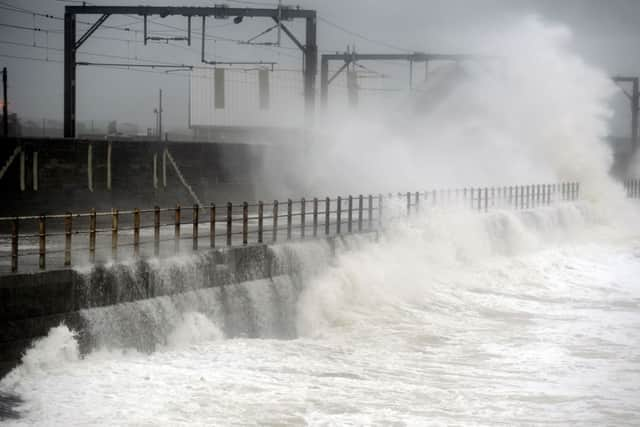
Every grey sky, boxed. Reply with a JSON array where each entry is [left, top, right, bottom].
[[0, 0, 638, 133]]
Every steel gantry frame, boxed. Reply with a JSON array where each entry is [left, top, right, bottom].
[[64, 5, 318, 137], [320, 51, 485, 109], [612, 76, 639, 153]]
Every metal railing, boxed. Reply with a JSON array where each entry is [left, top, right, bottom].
[[0, 181, 591, 273]]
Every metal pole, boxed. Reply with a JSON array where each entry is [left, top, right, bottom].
[[39, 215, 46, 270], [348, 195, 353, 232], [312, 197, 318, 237], [226, 202, 232, 247], [154, 206, 160, 256], [112, 208, 118, 260], [300, 198, 306, 238], [325, 197, 330, 235], [336, 196, 342, 234], [304, 15, 317, 126], [133, 208, 140, 257], [158, 89, 163, 139], [368, 195, 373, 230], [242, 202, 248, 245], [2, 67, 7, 137], [11, 218, 18, 273], [258, 201, 264, 243], [358, 194, 363, 232], [406, 191, 411, 216], [633, 78, 639, 154], [272, 200, 279, 242], [89, 209, 96, 263], [64, 212, 73, 267], [193, 204, 199, 250], [287, 199, 292, 240], [175, 204, 181, 252], [210, 203, 216, 248], [64, 12, 76, 137]]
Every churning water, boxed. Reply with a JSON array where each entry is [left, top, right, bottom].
[[3, 15, 640, 426]]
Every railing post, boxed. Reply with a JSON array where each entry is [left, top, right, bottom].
[[111, 208, 118, 260], [11, 218, 18, 273], [175, 204, 181, 253], [561, 183, 566, 201], [226, 202, 232, 247], [368, 195, 373, 230], [300, 198, 306, 238], [547, 184, 552, 205], [154, 206, 160, 256], [483, 188, 488, 212], [526, 185, 531, 209], [406, 191, 411, 216], [210, 203, 216, 248], [336, 196, 342, 234], [576, 182, 580, 199], [64, 213, 72, 267], [192, 204, 199, 251], [312, 197, 318, 237], [358, 195, 363, 232], [258, 201, 264, 244], [242, 201, 248, 245], [89, 209, 96, 263], [348, 195, 353, 232], [133, 208, 140, 257], [287, 199, 292, 240], [38, 215, 46, 270], [325, 197, 330, 235], [378, 194, 383, 226], [477, 188, 482, 211], [272, 200, 279, 242]]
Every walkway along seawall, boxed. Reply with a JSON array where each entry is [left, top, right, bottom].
[[3, 180, 640, 377]]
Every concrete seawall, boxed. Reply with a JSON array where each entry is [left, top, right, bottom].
[[0, 242, 305, 377]]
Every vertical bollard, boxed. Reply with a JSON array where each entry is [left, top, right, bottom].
[[133, 208, 140, 257], [89, 209, 97, 263], [325, 197, 330, 235], [258, 201, 264, 244], [38, 215, 46, 270], [154, 206, 160, 256], [11, 218, 18, 273], [368, 195, 373, 230], [336, 196, 342, 234], [348, 195, 353, 232], [64, 213, 72, 267], [312, 198, 318, 237], [111, 208, 119, 260], [406, 192, 411, 216], [242, 202, 248, 245], [192, 204, 199, 251], [300, 198, 306, 238], [287, 199, 292, 240], [272, 200, 279, 242], [358, 195, 363, 232], [226, 202, 232, 247], [210, 203, 216, 248], [175, 204, 181, 253]]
